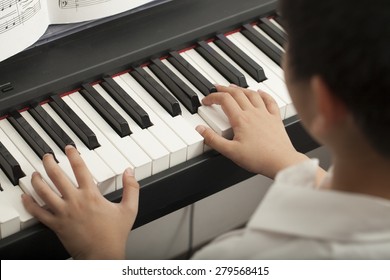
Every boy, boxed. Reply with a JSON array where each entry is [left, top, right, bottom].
[[22, 0, 390, 259]]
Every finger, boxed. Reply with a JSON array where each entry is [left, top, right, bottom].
[[258, 90, 281, 117], [65, 145, 94, 189], [42, 153, 75, 198], [196, 125, 235, 157], [216, 85, 252, 110], [22, 193, 56, 227], [202, 92, 242, 121], [241, 87, 266, 109], [31, 172, 64, 212], [120, 168, 140, 215]]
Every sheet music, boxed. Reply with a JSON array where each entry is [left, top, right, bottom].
[[47, 0, 156, 23], [0, 0, 49, 61], [0, 0, 159, 62]]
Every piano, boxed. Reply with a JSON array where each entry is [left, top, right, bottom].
[[0, 0, 318, 259]]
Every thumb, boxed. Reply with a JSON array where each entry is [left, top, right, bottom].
[[120, 168, 140, 214], [196, 125, 233, 157]]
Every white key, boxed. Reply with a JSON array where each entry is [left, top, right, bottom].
[[93, 84, 170, 174], [20, 111, 78, 186], [62, 95, 132, 189], [0, 119, 62, 199], [253, 25, 285, 52], [114, 75, 187, 167], [69, 92, 152, 180], [0, 172, 21, 238], [229, 32, 284, 80], [0, 169, 36, 235], [269, 18, 286, 33], [0, 125, 45, 208], [143, 65, 211, 151], [42, 103, 116, 195], [132, 66, 204, 160]]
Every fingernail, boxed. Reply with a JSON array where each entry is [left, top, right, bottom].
[[196, 125, 206, 135], [42, 153, 53, 160], [125, 168, 134, 177], [65, 145, 75, 151]]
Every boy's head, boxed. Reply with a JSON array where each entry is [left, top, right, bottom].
[[279, 0, 390, 157]]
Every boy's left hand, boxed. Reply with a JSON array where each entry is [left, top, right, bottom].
[[22, 145, 139, 259]]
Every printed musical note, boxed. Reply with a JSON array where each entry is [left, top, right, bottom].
[[58, 0, 110, 9], [0, 0, 41, 34]]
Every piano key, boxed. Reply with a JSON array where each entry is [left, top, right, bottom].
[[28, 104, 75, 152], [0, 126, 45, 208], [42, 104, 116, 195], [101, 76, 153, 129], [0, 168, 36, 234], [122, 70, 204, 159], [0, 173, 21, 239], [0, 141, 25, 186], [161, 59, 232, 139], [182, 49, 230, 85], [62, 95, 134, 188], [272, 14, 284, 29], [20, 111, 78, 186], [258, 17, 287, 47], [130, 67, 182, 117], [92, 84, 170, 174], [228, 32, 284, 79], [150, 58, 201, 114], [241, 23, 283, 66], [80, 83, 131, 137], [7, 111, 54, 161], [168, 51, 217, 96], [195, 41, 248, 87], [226, 33, 296, 118], [207, 41, 288, 118], [214, 33, 267, 82], [113, 75, 188, 165], [269, 18, 287, 35], [68, 92, 152, 180], [50, 94, 100, 150], [0, 119, 62, 199], [252, 24, 285, 52]]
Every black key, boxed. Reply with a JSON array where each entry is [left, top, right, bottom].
[[168, 51, 217, 96], [258, 17, 287, 47], [242, 23, 283, 66], [7, 111, 55, 160], [150, 58, 201, 114], [130, 67, 181, 117], [214, 34, 267, 82], [273, 13, 284, 27], [49, 95, 100, 150], [196, 40, 248, 87], [101, 76, 153, 129], [0, 141, 25, 186], [81, 84, 131, 137], [29, 104, 75, 152]]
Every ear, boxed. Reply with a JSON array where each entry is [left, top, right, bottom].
[[308, 76, 348, 138]]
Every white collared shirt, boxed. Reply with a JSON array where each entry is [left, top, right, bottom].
[[192, 159, 390, 259]]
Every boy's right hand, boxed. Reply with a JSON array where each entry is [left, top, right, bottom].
[[196, 85, 308, 179]]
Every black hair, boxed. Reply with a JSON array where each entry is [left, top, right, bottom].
[[279, 0, 390, 157]]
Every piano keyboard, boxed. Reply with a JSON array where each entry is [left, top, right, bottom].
[[0, 16, 291, 239]]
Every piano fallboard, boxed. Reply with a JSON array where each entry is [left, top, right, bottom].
[[0, 0, 318, 259]]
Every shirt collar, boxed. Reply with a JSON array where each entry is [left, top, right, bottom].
[[248, 159, 390, 242]]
